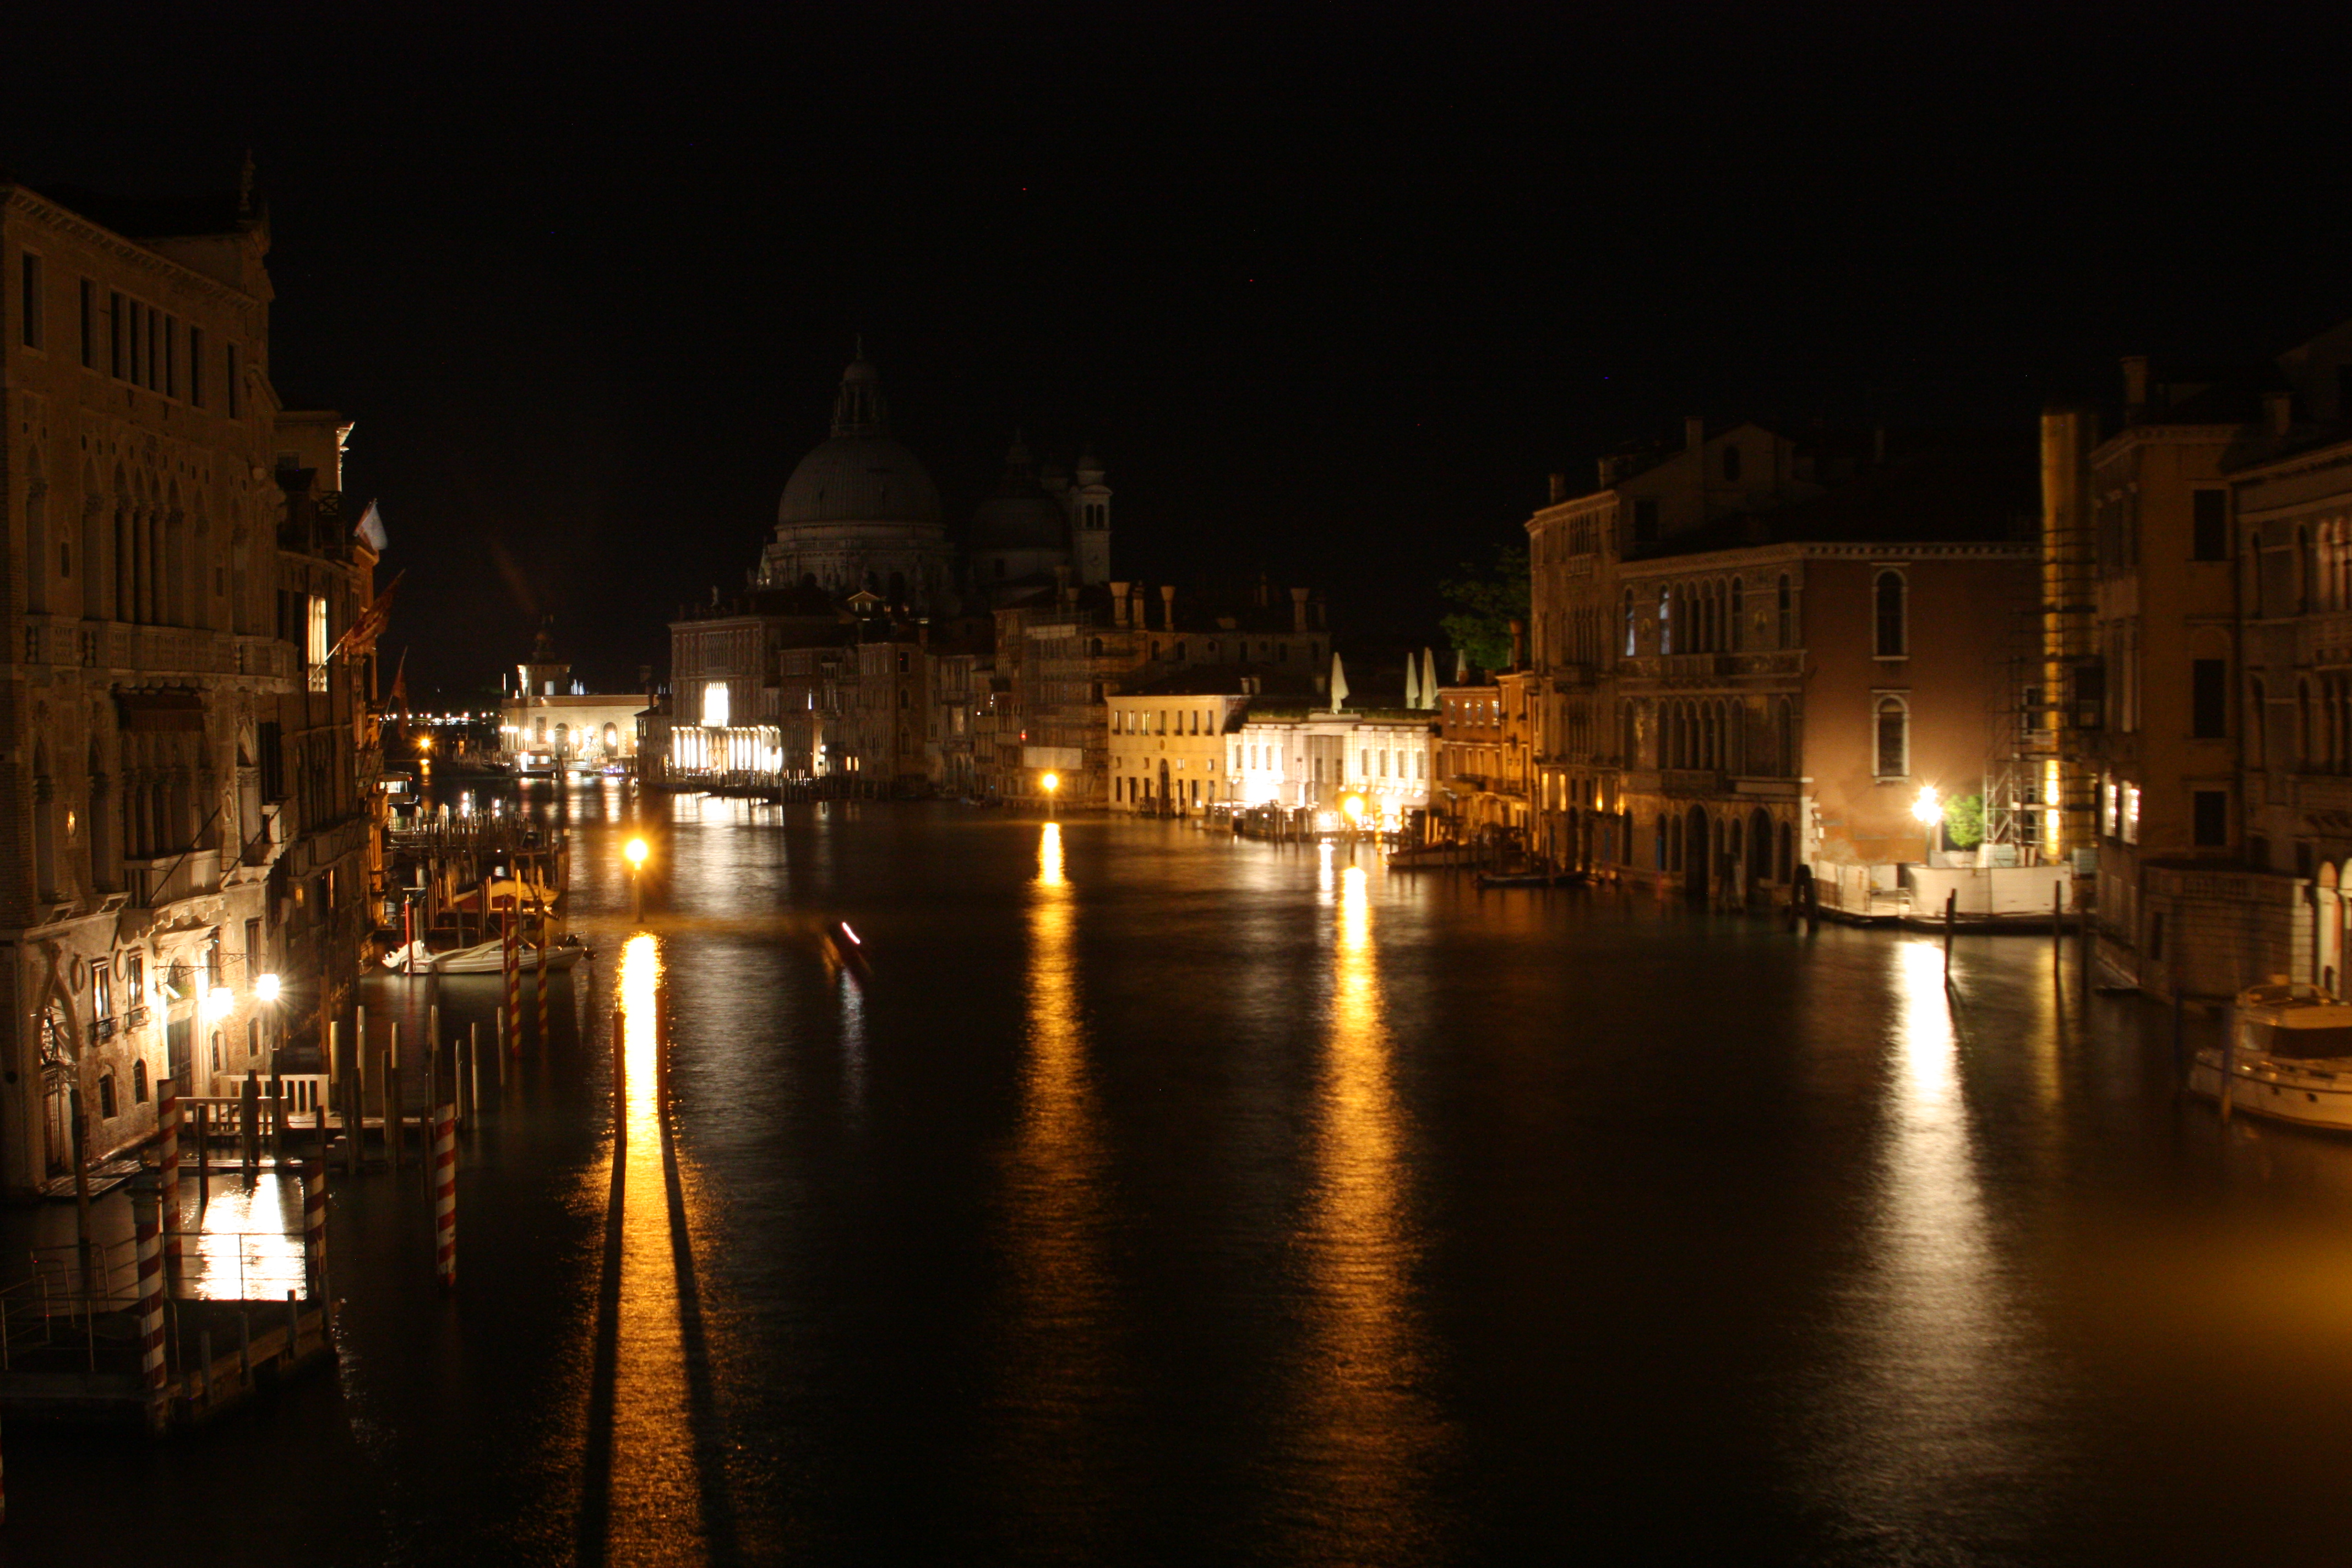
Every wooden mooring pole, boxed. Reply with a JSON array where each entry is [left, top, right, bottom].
[[135, 1186, 167, 1434], [1942, 889, 1957, 978], [433, 1106, 457, 1290]]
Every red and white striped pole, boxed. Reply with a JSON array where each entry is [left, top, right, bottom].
[[303, 1165, 329, 1302], [504, 911, 521, 1057], [433, 1106, 456, 1290], [135, 1187, 168, 1433], [157, 1081, 182, 1291]]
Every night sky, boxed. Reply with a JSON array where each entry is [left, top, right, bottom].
[[7, 4, 2348, 696]]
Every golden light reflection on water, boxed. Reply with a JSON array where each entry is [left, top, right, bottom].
[[592, 931, 711, 1564], [1000, 822, 1111, 1504], [1295, 861, 1430, 1550], [1810, 939, 2041, 1528], [185, 1173, 305, 1300]]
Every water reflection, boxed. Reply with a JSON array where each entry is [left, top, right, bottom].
[[184, 1172, 305, 1301], [1807, 939, 2051, 1545], [998, 822, 1113, 1520], [574, 932, 729, 1565], [1291, 861, 1431, 1559]]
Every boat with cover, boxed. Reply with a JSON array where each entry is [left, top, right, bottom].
[[383, 935, 592, 975], [2187, 979, 2352, 1131]]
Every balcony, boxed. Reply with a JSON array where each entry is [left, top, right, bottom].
[[127, 849, 223, 909]]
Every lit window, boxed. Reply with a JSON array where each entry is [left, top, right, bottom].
[[306, 595, 330, 692], [703, 680, 730, 728]]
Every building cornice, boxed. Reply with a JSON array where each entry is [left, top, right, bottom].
[[2230, 434, 2352, 492], [1616, 539, 2034, 576], [2, 187, 260, 311]]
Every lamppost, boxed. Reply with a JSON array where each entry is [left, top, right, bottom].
[[1041, 771, 1060, 819], [626, 836, 649, 924], [1911, 784, 1942, 868], [1342, 791, 1366, 849]]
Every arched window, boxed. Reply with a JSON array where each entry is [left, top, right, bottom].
[[133, 1060, 149, 1104], [1729, 578, 1744, 651], [1874, 569, 1907, 657], [1776, 574, 1793, 647], [1658, 587, 1673, 655], [1875, 695, 1908, 778], [1623, 589, 1636, 657]]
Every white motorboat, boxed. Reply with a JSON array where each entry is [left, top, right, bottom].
[[382, 937, 592, 975], [2188, 979, 2352, 1131]]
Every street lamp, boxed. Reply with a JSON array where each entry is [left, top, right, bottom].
[[626, 836, 649, 924], [1910, 784, 1941, 867], [1041, 771, 1060, 818]]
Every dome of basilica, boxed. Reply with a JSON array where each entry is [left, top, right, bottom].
[[776, 357, 943, 529], [970, 435, 1070, 553]]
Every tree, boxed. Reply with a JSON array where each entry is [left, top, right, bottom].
[[1439, 542, 1531, 675], [1942, 792, 1985, 851]]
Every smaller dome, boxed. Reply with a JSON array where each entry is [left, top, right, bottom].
[[972, 437, 1070, 553]]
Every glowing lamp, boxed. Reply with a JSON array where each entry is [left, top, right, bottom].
[[1341, 794, 1366, 824], [1910, 785, 1941, 826], [255, 972, 281, 1003], [1041, 772, 1060, 794], [625, 837, 649, 868], [203, 986, 235, 1020]]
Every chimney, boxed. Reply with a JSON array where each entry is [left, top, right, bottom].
[[1598, 456, 1614, 488], [1548, 472, 1568, 505], [1290, 586, 1310, 633], [1109, 581, 1131, 626], [2121, 355, 2150, 416], [2267, 389, 2294, 437], [1509, 618, 1526, 671], [1159, 583, 1176, 630], [1685, 416, 1704, 451]]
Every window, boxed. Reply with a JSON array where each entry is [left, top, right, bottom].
[[2192, 490, 2228, 561], [79, 279, 94, 367], [306, 595, 330, 692], [1623, 589, 1636, 656], [248, 1017, 261, 1058], [2123, 783, 2141, 843], [133, 1060, 149, 1104], [161, 314, 176, 398], [1874, 570, 1907, 657], [18, 252, 40, 349], [1658, 587, 1673, 654], [92, 962, 113, 1021], [1729, 578, 1744, 651], [1874, 695, 1908, 777], [99, 1074, 118, 1120], [2191, 658, 2227, 739], [2192, 789, 2228, 848], [188, 325, 204, 405]]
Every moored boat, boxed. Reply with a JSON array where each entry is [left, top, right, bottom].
[[383, 935, 592, 975], [2187, 979, 2352, 1131]]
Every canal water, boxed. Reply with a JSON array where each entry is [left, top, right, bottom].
[[17, 782, 2352, 1564]]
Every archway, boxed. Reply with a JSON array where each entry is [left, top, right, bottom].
[[1748, 807, 1773, 905], [1685, 805, 1711, 900]]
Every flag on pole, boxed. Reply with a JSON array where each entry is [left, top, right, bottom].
[[353, 499, 389, 552], [328, 570, 404, 661]]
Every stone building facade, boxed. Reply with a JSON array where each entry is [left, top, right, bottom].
[[0, 181, 378, 1191]]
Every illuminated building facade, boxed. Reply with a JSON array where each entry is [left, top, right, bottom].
[[1529, 422, 2037, 907], [0, 178, 379, 1191], [1229, 704, 1435, 822]]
